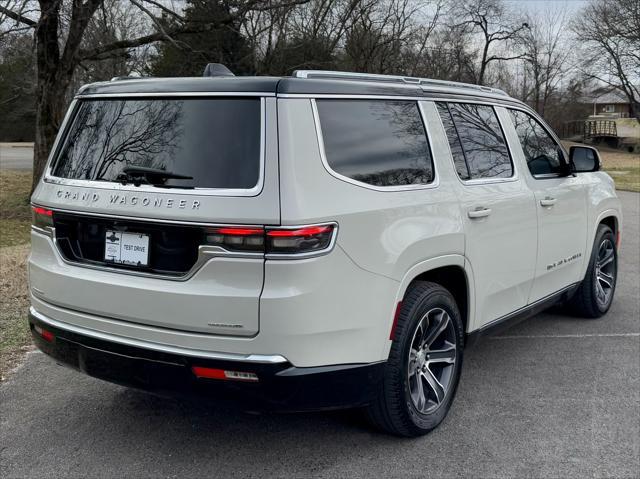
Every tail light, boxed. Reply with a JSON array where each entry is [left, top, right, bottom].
[[205, 227, 264, 252], [204, 223, 336, 256], [192, 366, 258, 382], [34, 324, 55, 343], [266, 224, 335, 255], [32, 206, 54, 229]]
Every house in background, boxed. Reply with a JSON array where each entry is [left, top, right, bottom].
[[589, 89, 634, 119], [562, 88, 639, 151]]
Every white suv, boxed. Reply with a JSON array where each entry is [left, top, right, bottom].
[[29, 67, 622, 436]]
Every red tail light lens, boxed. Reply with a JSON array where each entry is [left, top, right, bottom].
[[32, 206, 54, 228], [204, 226, 265, 252], [191, 366, 258, 382], [203, 224, 336, 255], [34, 324, 55, 343], [266, 224, 335, 255]]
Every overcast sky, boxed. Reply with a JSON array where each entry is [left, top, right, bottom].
[[505, 0, 588, 14]]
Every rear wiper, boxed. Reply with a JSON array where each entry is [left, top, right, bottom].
[[118, 166, 193, 187]]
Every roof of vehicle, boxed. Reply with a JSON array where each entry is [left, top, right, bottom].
[[76, 70, 520, 105]]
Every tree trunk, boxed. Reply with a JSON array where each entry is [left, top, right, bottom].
[[33, 90, 64, 191], [32, 0, 64, 193]]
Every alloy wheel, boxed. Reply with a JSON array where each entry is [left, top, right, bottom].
[[407, 308, 457, 414], [595, 238, 616, 308]]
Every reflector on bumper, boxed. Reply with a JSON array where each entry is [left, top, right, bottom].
[[191, 366, 259, 382]]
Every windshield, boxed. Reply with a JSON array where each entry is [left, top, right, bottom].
[[51, 98, 261, 189]]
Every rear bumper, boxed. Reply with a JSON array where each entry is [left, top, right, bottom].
[[29, 308, 385, 412]]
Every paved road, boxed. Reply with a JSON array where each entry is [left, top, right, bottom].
[[0, 143, 34, 170], [1, 192, 638, 479]]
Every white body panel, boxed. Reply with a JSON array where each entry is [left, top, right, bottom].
[[29, 86, 623, 369]]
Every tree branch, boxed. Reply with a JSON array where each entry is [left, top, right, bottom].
[[0, 5, 37, 27], [78, 31, 168, 60]]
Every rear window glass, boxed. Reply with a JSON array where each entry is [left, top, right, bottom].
[[316, 99, 434, 187], [52, 98, 261, 189], [437, 102, 513, 180]]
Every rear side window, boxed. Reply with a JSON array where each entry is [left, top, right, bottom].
[[435, 103, 470, 180], [509, 109, 566, 176], [52, 98, 261, 189], [315, 99, 434, 188], [437, 102, 513, 180]]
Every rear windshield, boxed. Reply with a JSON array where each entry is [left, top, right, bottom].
[[51, 98, 261, 189]]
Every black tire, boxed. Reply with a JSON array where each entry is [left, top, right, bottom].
[[365, 281, 464, 437], [568, 224, 618, 318]]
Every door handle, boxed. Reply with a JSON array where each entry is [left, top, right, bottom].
[[540, 197, 557, 207], [468, 207, 492, 219]]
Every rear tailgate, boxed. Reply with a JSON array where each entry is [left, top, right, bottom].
[[30, 95, 279, 336]]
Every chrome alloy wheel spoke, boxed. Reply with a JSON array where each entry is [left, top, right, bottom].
[[407, 308, 457, 414], [595, 238, 616, 307]]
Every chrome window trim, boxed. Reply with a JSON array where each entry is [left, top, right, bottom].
[[44, 96, 268, 197], [432, 101, 519, 186], [29, 306, 288, 364], [310, 98, 440, 192], [286, 93, 427, 101], [279, 93, 524, 106], [76, 92, 275, 98]]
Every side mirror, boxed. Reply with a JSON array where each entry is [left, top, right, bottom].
[[570, 145, 601, 173]]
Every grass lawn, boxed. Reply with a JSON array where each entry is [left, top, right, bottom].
[[0, 169, 32, 380], [1, 170, 32, 247]]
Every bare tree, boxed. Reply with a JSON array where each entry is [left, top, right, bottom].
[[573, 0, 640, 122], [456, 0, 529, 85], [520, 7, 572, 115], [0, 0, 309, 191], [344, 0, 421, 74]]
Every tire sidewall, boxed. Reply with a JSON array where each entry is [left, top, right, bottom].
[[398, 289, 464, 431], [589, 227, 618, 314]]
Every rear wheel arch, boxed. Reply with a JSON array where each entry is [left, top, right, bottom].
[[393, 258, 471, 336], [409, 266, 469, 335], [599, 215, 618, 240]]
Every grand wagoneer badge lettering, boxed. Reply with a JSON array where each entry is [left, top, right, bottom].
[[55, 189, 200, 209]]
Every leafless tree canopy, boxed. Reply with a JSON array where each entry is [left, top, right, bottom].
[[0, 0, 637, 188], [572, 0, 640, 119]]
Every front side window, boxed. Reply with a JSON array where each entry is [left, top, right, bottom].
[[509, 109, 566, 176], [315, 99, 434, 188], [437, 102, 513, 180], [52, 98, 261, 189]]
